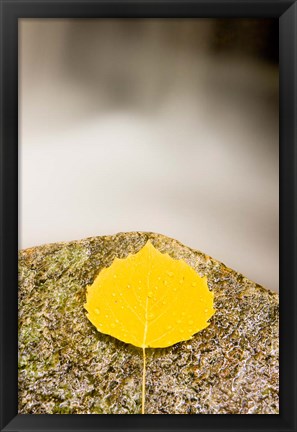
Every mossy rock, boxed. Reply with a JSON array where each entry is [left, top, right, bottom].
[[18, 232, 279, 414]]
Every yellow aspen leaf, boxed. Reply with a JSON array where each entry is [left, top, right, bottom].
[[84, 240, 215, 413], [85, 240, 215, 348]]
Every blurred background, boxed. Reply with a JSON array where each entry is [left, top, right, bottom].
[[19, 19, 279, 291]]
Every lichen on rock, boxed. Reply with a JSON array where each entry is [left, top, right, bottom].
[[18, 232, 279, 414]]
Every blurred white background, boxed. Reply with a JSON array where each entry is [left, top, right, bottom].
[[19, 19, 279, 291]]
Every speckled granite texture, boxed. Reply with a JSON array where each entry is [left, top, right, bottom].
[[18, 232, 279, 414]]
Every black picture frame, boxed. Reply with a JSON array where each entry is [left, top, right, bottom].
[[0, 1, 296, 431]]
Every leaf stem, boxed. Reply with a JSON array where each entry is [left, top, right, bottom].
[[142, 346, 146, 414]]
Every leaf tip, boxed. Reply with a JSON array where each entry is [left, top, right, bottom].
[[144, 239, 155, 249]]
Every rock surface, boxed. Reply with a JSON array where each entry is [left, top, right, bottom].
[[18, 232, 279, 414]]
